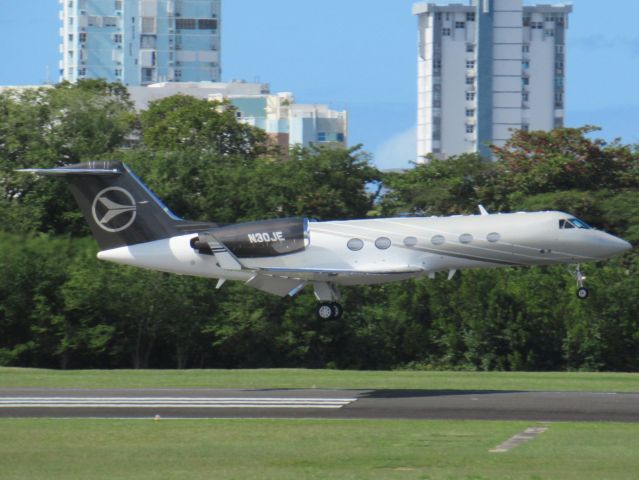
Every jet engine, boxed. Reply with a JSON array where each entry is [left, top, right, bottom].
[[191, 217, 309, 258]]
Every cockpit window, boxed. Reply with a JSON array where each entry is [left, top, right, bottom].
[[569, 218, 591, 229], [559, 218, 591, 230]]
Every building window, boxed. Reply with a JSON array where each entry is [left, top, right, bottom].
[[336, 133, 345, 143], [522, 77, 530, 86], [114, 33, 122, 43], [466, 60, 475, 69], [545, 29, 555, 37], [79, 32, 87, 42], [104, 16, 118, 27], [466, 12, 475, 22], [435, 12, 442, 21], [87, 16, 100, 27], [466, 109, 475, 117], [198, 19, 217, 30], [523, 15, 531, 27], [141, 17, 156, 33], [68, 34, 74, 42], [532, 22, 544, 29], [115, 0, 122, 10], [142, 67, 155, 82], [442, 28, 451, 36], [317, 132, 327, 142], [140, 35, 156, 48], [522, 123, 530, 132], [522, 92, 529, 102], [466, 44, 475, 53], [78, 67, 86, 76], [522, 60, 530, 69], [466, 124, 475, 134], [522, 44, 530, 53], [455, 21, 465, 29], [176, 18, 197, 29], [466, 92, 475, 101], [115, 69, 122, 77], [466, 77, 475, 85], [174, 69, 182, 78]]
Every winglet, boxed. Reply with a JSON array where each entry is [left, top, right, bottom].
[[478, 205, 489, 216]]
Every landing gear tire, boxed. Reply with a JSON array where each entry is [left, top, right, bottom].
[[317, 302, 335, 320], [576, 287, 589, 300], [330, 302, 343, 319], [316, 302, 344, 319]]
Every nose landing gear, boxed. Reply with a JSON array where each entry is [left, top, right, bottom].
[[569, 265, 589, 300]]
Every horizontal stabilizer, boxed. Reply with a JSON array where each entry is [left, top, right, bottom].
[[18, 164, 121, 177]]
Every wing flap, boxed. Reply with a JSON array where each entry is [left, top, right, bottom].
[[245, 273, 305, 297]]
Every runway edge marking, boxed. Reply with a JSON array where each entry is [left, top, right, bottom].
[[489, 426, 548, 453]]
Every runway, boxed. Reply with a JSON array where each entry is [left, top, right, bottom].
[[1, 388, 639, 422]]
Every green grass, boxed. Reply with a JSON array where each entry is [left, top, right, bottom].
[[1, 367, 639, 392], [0, 418, 638, 480]]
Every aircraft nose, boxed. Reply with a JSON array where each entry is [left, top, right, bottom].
[[604, 234, 632, 256], [614, 237, 632, 253]]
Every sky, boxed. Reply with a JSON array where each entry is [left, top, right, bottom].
[[1, 0, 638, 169]]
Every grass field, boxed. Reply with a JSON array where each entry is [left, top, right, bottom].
[[1, 418, 638, 480], [1, 367, 639, 392], [2, 368, 638, 479]]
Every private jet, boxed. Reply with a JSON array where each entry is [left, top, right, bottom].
[[20, 161, 632, 319]]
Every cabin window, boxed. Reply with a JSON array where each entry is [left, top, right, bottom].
[[375, 237, 391, 250], [347, 238, 364, 251], [403, 236, 418, 247], [459, 233, 474, 244], [487, 232, 501, 243], [431, 235, 445, 246]]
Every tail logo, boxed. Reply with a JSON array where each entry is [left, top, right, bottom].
[[91, 187, 137, 233]]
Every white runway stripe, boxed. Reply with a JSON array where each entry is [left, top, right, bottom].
[[0, 397, 357, 409]]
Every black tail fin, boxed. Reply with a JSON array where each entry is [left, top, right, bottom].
[[19, 161, 216, 250]]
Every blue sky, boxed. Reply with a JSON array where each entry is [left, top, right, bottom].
[[1, 1, 638, 169]]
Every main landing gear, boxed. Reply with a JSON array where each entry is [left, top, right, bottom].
[[316, 302, 343, 319], [569, 264, 589, 300], [313, 282, 343, 319]]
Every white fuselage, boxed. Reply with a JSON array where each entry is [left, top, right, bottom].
[[97, 211, 631, 286]]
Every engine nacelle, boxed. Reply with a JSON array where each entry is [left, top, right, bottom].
[[191, 217, 309, 258]]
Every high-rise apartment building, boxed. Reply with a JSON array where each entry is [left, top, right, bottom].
[[413, 0, 572, 161], [59, 0, 221, 86]]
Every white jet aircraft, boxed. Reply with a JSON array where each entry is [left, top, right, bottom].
[[20, 161, 632, 319]]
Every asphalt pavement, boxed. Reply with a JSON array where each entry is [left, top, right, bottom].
[[1, 388, 638, 422]]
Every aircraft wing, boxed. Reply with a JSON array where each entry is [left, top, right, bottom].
[[254, 265, 424, 281], [240, 265, 423, 298]]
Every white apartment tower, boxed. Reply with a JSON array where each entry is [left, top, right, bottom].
[[60, 0, 221, 86], [413, 0, 572, 161]]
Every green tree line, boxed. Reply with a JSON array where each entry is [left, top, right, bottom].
[[1, 80, 638, 371]]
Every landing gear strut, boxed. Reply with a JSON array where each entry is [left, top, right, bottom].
[[569, 264, 589, 300]]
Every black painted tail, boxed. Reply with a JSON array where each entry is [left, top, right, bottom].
[[19, 161, 216, 250]]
